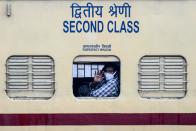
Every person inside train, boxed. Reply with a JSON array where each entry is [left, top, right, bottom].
[[88, 63, 120, 97]]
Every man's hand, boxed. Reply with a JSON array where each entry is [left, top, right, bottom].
[[93, 70, 104, 83]]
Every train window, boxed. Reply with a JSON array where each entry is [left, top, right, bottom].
[[73, 56, 120, 98], [6, 56, 55, 100], [138, 56, 187, 99]]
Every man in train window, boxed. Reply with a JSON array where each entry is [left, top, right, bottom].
[[88, 63, 120, 97]]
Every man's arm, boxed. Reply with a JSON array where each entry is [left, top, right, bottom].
[[89, 70, 104, 88]]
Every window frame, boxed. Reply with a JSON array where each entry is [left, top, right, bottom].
[[138, 55, 187, 99], [5, 55, 55, 100], [72, 55, 121, 99]]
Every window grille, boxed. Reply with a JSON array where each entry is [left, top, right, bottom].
[[138, 56, 187, 99], [6, 56, 55, 100], [73, 63, 104, 78]]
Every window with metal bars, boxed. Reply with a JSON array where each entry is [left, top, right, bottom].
[[138, 56, 187, 99], [73, 56, 120, 97], [6, 56, 55, 100], [73, 64, 104, 78]]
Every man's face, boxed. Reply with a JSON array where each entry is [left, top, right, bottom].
[[104, 67, 115, 81]]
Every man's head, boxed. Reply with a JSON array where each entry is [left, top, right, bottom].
[[102, 63, 118, 81]]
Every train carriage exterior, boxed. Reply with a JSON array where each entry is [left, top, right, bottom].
[[0, 0, 196, 130]]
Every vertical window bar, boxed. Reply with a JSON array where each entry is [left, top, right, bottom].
[[28, 57, 32, 90], [91, 64, 92, 77], [160, 57, 164, 90], [84, 64, 85, 77], [77, 64, 78, 78]]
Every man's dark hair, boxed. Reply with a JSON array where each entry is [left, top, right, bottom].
[[102, 63, 119, 72]]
